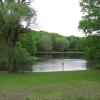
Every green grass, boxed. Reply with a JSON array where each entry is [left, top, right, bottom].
[[0, 71, 100, 100]]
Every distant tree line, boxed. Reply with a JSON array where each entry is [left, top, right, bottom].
[[18, 29, 100, 61], [18, 30, 86, 54]]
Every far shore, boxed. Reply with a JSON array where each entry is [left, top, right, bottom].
[[35, 51, 84, 54]]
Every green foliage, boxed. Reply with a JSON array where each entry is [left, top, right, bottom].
[[0, 1, 35, 43], [85, 35, 100, 60], [0, 41, 8, 71], [53, 37, 69, 52], [0, 0, 36, 72], [0, 27, 86, 71], [79, 0, 100, 34], [15, 46, 34, 71], [21, 30, 85, 52], [0, 45, 34, 71], [17, 32, 37, 55], [79, 0, 100, 60], [76, 37, 86, 51], [85, 47, 97, 60], [0, 41, 8, 61], [87, 61, 100, 70], [67, 36, 82, 51], [79, 1, 100, 34], [37, 35, 53, 52]]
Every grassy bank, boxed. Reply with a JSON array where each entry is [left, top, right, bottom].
[[0, 71, 100, 100]]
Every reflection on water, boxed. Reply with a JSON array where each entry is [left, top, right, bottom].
[[86, 61, 100, 70], [32, 59, 87, 72], [35, 53, 84, 59], [32, 53, 100, 72]]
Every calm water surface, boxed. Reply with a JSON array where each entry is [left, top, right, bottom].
[[32, 59, 87, 72]]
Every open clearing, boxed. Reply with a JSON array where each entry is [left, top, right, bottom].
[[0, 71, 100, 100]]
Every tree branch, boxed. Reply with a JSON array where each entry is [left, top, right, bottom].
[[0, 0, 3, 5]]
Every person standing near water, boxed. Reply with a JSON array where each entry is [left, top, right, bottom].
[[62, 63, 64, 71]]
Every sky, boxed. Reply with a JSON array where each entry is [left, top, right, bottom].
[[31, 0, 85, 37]]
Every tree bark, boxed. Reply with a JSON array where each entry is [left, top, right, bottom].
[[8, 43, 17, 73]]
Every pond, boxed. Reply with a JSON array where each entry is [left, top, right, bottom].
[[32, 52, 100, 72], [32, 52, 86, 72], [32, 59, 86, 72]]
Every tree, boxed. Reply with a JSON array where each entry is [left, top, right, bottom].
[[76, 37, 86, 51], [53, 37, 69, 52], [79, 0, 100, 35], [37, 35, 53, 52], [85, 35, 100, 60], [17, 32, 37, 55], [79, 0, 100, 60], [0, 0, 36, 72], [67, 36, 80, 51]]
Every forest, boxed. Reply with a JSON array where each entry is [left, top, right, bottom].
[[0, 29, 100, 71], [0, 0, 100, 72], [0, 29, 86, 71]]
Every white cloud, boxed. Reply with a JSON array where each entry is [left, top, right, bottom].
[[31, 0, 84, 37]]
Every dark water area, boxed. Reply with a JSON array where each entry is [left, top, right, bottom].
[[35, 52, 84, 59], [87, 61, 100, 70], [33, 53, 100, 72]]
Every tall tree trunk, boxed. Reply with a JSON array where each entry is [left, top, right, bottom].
[[7, 30, 18, 73], [8, 44, 16, 73]]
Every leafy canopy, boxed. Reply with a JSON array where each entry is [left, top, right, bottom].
[[0, 0, 35, 44], [79, 0, 100, 35]]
